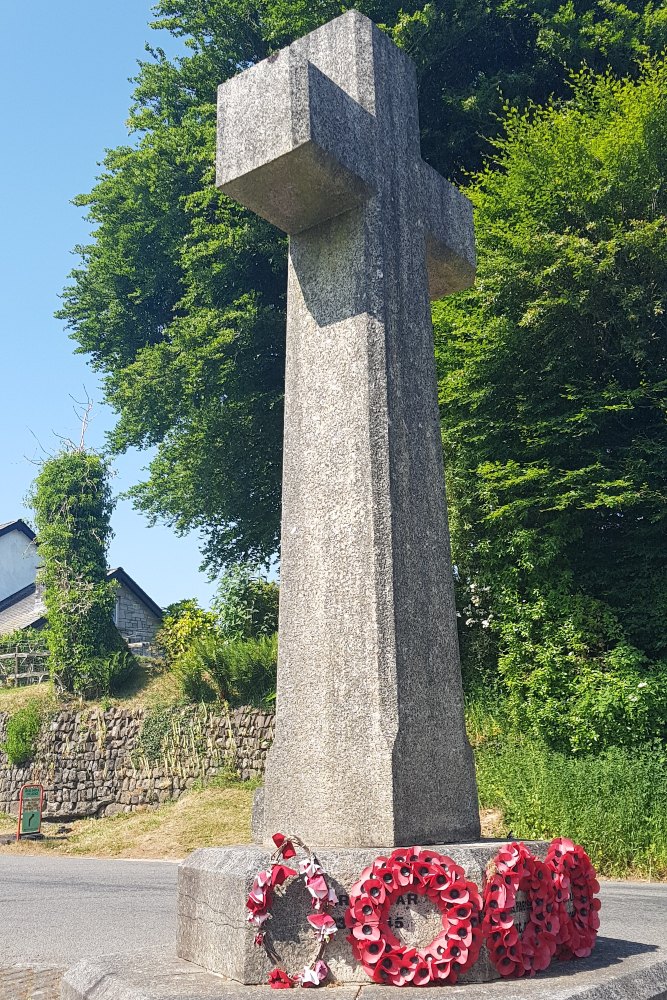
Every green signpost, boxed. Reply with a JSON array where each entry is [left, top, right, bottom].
[[17, 783, 43, 839]]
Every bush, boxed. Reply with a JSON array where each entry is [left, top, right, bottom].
[[213, 565, 279, 640], [63, 648, 138, 700], [498, 592, 667, 753], [156, 601, 219, 665], [173, 653, 217, 704], [3, 701, 43, 766], [475, 733, 667, 879], [174, 633, 277, 706]]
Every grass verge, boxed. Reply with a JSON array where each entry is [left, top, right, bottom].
[[0, 777, 255, 859], [475, 735, 667, 880], [0, 661, 181, 716]]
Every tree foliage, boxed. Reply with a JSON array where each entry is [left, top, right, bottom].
[[436, 59, 667, 751], [30, 450, 126, 696], [212, 564, 279, 639], [58, 0, 667, 571]]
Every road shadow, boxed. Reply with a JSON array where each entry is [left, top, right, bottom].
[[538, 936, 659, 979]]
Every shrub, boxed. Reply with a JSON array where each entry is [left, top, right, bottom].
[[173, 654, 217, 704], [213, 565, 279, 640], [3, 701, 43, 766], [30, 449, 124, 695], [174, 633, 277, 706], [498, 592, 667, 753], [156, 601, 219, 664]]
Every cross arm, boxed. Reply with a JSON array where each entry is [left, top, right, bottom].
[[419, 162, 476, 299], [217, 47, 376, 235]]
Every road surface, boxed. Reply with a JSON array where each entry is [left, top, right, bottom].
[[0, 856, 178, 998]]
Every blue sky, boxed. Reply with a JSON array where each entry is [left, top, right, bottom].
[[0, 2, 219, 608]]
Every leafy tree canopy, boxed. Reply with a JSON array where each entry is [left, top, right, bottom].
[[59, 0, 667, 572], [436, 58, 667, 751]]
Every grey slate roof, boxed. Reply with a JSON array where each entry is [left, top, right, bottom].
[[0, 584, 46, 635]]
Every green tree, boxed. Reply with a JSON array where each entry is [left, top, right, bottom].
[[30, 450, 125, 696], [436, 58, 667, 751], [213, 563, 279, 640], [58, 0, 667, 572]]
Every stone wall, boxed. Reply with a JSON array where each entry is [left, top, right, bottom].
[[114, 582, 162, 646], [0, 705, 274, 820]]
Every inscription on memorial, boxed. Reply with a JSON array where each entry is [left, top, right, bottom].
[[329, 892, 443, 948], [512, 891, 531, 934]]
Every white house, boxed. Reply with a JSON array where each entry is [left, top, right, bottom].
[[0, 519, 163, 648], [0, 520, 40, 602]]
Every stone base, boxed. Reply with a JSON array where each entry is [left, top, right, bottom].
[[61, 945, 667, 1000], [177, 842, 551, 985]]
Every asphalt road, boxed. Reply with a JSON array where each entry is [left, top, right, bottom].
[[0, 856, 178, 966], [0, 858, 666, 980]]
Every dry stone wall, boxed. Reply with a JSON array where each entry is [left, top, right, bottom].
[[0, 705, 274, 820]]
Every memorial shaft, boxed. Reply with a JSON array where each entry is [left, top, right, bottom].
[[217, 11, 480, 847]]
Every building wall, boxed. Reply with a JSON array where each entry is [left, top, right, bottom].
[[114, 582, 161, 646], [0, 531, 39, 603]]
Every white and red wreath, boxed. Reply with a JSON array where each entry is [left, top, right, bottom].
[[345, 847, 483, 986], [482, 842, 559, 977], [546, 837, 600, 959], [246, 833, 338, 988]]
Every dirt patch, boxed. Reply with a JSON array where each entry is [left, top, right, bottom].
[[480, 807, 506, 838]]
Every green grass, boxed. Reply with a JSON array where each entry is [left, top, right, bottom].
[[472, 707, 667, 880], [0, 661, 182, 717]]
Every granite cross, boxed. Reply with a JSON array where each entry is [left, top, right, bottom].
[[217, 10, 480, 847]]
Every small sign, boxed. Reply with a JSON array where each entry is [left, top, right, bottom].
[[17, 783, 44, 840]]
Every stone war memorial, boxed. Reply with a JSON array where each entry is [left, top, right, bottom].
[[63, 11, 667, 1000]]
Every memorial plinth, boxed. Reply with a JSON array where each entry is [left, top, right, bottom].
[[177, 842, 550, 985]]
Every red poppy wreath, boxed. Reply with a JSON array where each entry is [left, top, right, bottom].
[[345, 848, 483, 986], [246, 833, 338, 988], [546, 838, 601, 960], [482, 842, 559, 977]]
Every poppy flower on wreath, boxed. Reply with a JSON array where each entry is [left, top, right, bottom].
[[298, 960, 330, 987], [546, 837, 600, 959], [345, 847, 483, 986], [272, 833, 297, 860], [269, 969, 295, 989], [246, 833, 338, 989], [482, 842, 559, 978]]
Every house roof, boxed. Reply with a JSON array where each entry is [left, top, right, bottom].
[[0, 584, 46, 635], [0, 519, 36, 541], [0, 544, 162, 635], [107, 567, 163, 620]]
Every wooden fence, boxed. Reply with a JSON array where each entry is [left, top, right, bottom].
[[0, 648, 49, 687]]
